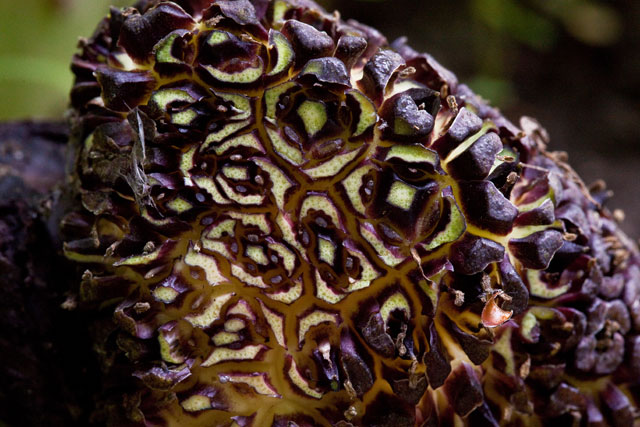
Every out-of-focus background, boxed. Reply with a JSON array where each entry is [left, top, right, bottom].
[[0, 0, 128, 118], [1, 0, 639, 236]]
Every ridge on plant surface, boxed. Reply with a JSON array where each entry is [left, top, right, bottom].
[[62, 0, 640, 425]]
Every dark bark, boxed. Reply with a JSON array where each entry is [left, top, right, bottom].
[[0, 121, 67, 193], [0, 121, 98, 426]]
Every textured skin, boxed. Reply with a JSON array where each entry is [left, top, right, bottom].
[[64, 0, 640, 425]]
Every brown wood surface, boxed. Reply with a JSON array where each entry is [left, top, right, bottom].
[[0, 121, 99, 426]]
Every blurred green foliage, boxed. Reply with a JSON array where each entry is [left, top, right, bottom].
[[466, 0, 622, 105], [0, 0, 129, 119]]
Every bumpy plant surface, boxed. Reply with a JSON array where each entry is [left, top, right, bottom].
[[63, 0, 640, 425]]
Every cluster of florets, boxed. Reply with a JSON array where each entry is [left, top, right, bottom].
[[63, 0, 640, 425]]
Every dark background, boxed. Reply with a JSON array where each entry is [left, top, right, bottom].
[[1, 0, 638, 236]]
